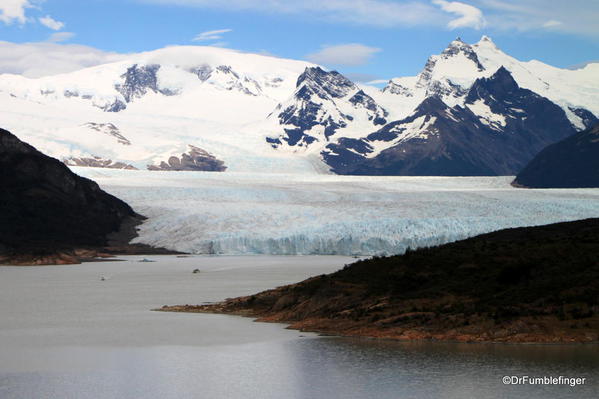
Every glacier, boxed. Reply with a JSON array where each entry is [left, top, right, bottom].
[[73, 168, 599, 256]]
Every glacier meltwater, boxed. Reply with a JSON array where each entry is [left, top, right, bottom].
[[74, 168, 599, 256]]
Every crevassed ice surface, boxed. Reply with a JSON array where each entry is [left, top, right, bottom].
[[73, 168, 599, 256]]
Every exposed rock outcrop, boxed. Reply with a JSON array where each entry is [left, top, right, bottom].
[[147, 145, 227, 172], [116, 64, 178, 103], [83, 122, 131, 145], [64, 156, 138, 170]]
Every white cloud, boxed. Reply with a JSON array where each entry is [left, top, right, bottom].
[[0, 0, 32, 24], [141, 0, 445, 28], [46, 32, 75, 43], [306, 43, 381, 66], [469, 0, 599, 36], [0, 41, 128, 78], [39, 15, 64, 30], [140, 0, 599, 36], [433, 0, 486, 29], [192, 28, 232, 42], [542, 20, 563, 28], [366, 79, 389, 85]]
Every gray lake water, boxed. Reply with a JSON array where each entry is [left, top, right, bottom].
[[1, 256, 597, 399]]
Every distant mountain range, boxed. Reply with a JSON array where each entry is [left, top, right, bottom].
[[1, 37, 597, 176]]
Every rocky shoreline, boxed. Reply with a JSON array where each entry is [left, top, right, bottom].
[[157, 304, 599, 344], [0, 216, 181, 266], [0, 244, 181, 266], [157, 219, 599, 344]]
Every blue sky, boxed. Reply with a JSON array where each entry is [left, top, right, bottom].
[[1, 0, 598, 80]]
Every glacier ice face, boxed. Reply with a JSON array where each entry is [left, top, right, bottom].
[[72, 168, 599, 256]]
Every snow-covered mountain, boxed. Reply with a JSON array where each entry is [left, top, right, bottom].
[[377, 36, 599, 128], [0, 38, 597, 175], [265, 67, 388, 151], [324, 67, 582, 175], [317, 36, 599, 175], [0, 46, 322, 173]]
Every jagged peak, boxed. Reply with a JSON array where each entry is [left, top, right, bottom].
[[295, 66, 355, 99], [443, 37, 465, 48], [466, 66, 519, 103], [476, 35, 498, 49], [441, 38, 478, 57], [491, 66, 518, 85], [296, 66, 331, 85], [412, 95, 449, 115], [472, 65, 517, 89], [435, 38, 485, 72]]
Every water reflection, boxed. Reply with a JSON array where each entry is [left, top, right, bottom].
[[285, 338, 599, 399], [1, 256, 597, 399]]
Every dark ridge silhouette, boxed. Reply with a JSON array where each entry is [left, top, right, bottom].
[[514, 123, 599, 188], [0, 128, 148, 262], [161, 218, 599, 343]]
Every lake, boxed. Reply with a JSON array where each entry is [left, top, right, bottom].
[[1, 256, 597, 399]]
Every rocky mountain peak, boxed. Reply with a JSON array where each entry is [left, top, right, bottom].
[[296, 67, 356, 99], [413, 95, 449, 115], [116, 64, 160, 102], [467, 66, 519, 103], [414, 39, 486, 98], [267, 67, 390, 150], [476, 35, 498, 49], [440, 39, 485, 71], [382, 80, 414, 96], [115, 64, 178, 105]]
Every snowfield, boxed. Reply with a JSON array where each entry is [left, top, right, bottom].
[[2, 38, 597, 173], [73, 168, 599, 256]]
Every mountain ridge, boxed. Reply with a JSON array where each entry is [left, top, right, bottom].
[[1, 38, 597, 175], [323, 67, 581, 176]]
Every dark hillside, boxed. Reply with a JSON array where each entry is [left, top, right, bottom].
[[162, 218, 599, 343]]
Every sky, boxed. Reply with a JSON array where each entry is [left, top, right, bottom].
[[0, 0, 598, 82]]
